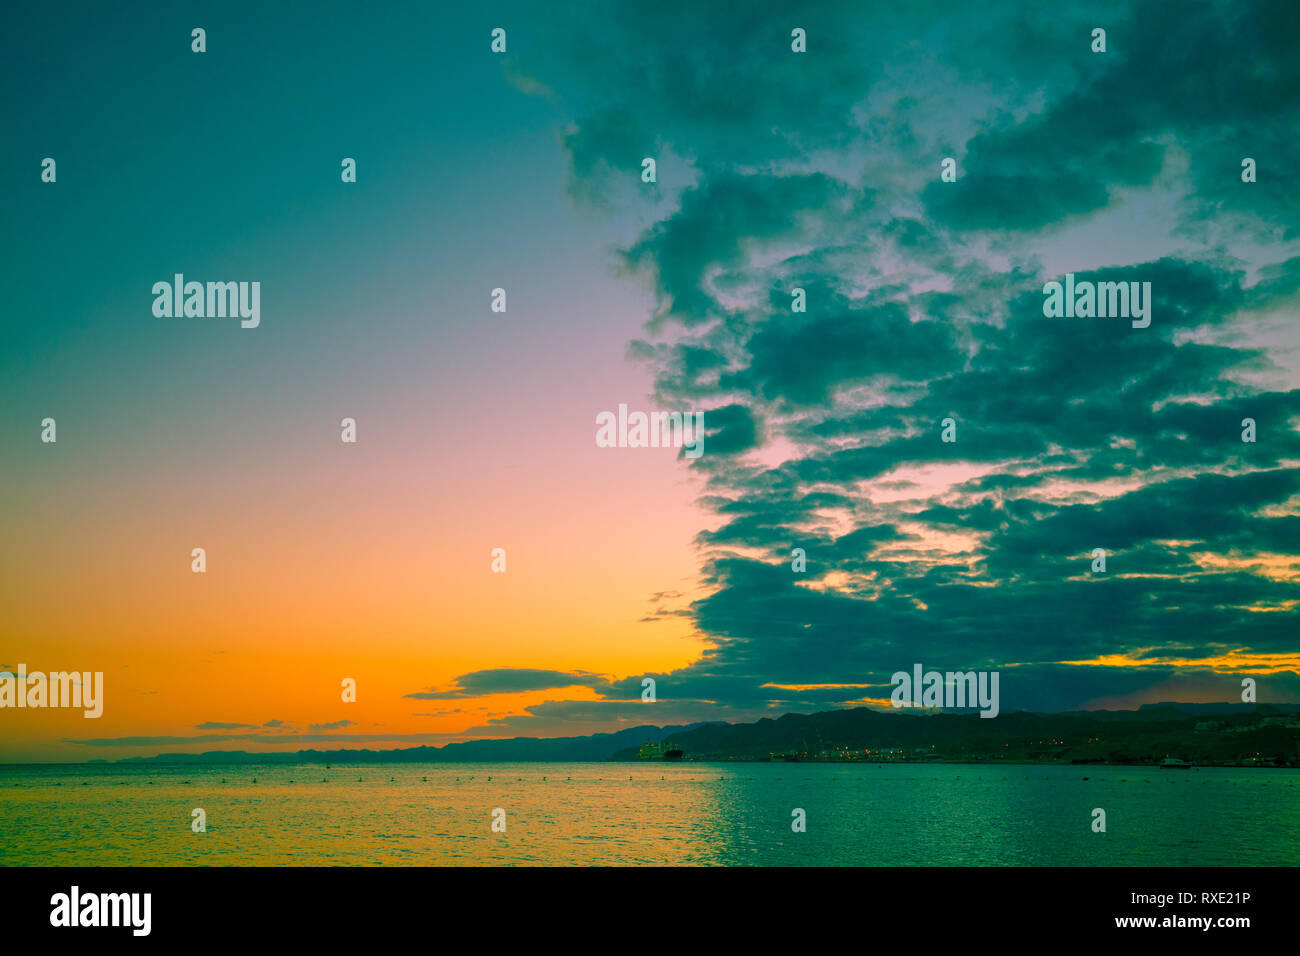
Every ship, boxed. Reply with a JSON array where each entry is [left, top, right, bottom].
[[1160, 757, 1192, 769], [638, 741, 684, 761]]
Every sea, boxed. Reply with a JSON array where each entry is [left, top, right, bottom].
[[2, 761, 1296, 866]]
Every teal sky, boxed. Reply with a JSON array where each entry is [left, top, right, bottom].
[[1, 2, 664, 452]]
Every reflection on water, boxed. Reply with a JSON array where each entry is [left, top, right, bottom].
[[2, 762, 1297, 866]]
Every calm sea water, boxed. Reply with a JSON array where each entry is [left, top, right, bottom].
[[2, 762, 1296, 866]]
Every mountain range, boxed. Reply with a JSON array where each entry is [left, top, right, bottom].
[[85, 702, 1300, 766]]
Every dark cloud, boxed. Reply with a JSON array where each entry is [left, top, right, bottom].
[[926, 0, 1300, 236], [504, 0, 894, 195], [404, 669, 615, 700], [622, 172, 852, 328], [64, 732, 461, 748], [492, 0, 1300, 720]]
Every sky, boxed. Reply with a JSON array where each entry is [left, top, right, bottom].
[[1, 0, 1298, 762]]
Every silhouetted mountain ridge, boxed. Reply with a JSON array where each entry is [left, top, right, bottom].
[[112, 722, 709, 764], [609, 703, 1300, 765], [87, 703, 1300, 766]]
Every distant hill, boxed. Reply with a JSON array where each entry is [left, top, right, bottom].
[[116, 722, 712, 765], [98, 703, 1300, 767], [1138, 702, 1300, 715], [609, 703, 1300, 766]]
